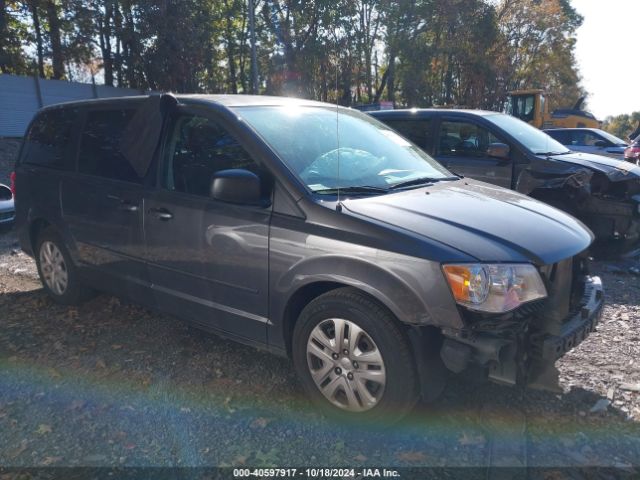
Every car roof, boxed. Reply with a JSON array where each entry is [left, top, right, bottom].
[[369, 108, 500, 117], [38, 94, 329, 112], [543, 127, 601, 132]]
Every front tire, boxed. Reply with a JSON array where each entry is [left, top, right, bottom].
[[35, 227, 93, 305], [292, 288, 419, 422]]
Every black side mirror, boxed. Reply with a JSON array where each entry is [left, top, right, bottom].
[[594, 140, 608, 148], [487, 142, 510, 160], [210, 169, 262, 205]]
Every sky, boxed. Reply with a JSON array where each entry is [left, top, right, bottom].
[[574, 1, 639, 119]]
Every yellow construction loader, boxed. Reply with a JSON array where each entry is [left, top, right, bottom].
[[506, 89, 600, 129]]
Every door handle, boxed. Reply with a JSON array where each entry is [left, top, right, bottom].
[[106, 195, 139, 212], [118, 202, 139, 212], [149, 207, 173, 221]]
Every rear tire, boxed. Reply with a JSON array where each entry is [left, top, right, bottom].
[[292, 288, 419, 423], [35, 227, 93, 305]]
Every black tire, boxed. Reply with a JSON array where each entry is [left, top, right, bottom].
[[35, 227, 93, 305], [292, 287, 419, 423]]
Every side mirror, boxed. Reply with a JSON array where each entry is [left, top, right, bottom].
[[210, 169, 262, 205], [594, 140, 608, 148], [487, 143, 510, 160]]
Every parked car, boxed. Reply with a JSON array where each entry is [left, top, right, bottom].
[[625, 139, 640, 165], [0, 182, 15, 232], [370, 109, 640, 249], [543, 128, 628, 160], [15, 95, 603, 421]]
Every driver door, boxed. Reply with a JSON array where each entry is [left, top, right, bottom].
[[143, 110, 271, 342]]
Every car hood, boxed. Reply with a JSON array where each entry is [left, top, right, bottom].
[[547, 151, 640, 181], [342, 180, 592, 265]]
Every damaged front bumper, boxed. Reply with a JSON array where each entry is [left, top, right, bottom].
[[579, 194, 640, 244], [438, 275, 604, 392]]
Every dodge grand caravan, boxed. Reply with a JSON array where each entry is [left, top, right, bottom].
[[15, 95, 604, 421], [371, 109, 640, 249]]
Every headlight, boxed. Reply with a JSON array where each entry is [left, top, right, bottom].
[[442, 263, 547, 313]]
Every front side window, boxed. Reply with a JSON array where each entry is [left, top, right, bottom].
[[164, 115, 261, 197], [437, 120, 503, 158], [569, 131, 600, 146], [236, 106, 453, 193], [78, 109, 140, 183], [22, 108, 77, 169]]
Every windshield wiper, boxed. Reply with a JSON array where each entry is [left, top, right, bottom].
[[314, 185, 389, 195], [535, 151, 571, 156], [389, 176, 458, 190]]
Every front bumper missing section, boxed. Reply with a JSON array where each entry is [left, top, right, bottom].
[[439, 275, 604, 391]]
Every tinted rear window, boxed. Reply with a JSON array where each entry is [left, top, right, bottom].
[[21, 108, 78, 169], [78, 109, 140, 183], [382, 119, 433, 150]]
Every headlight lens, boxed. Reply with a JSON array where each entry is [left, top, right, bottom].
[[442, 263, 547, 313]]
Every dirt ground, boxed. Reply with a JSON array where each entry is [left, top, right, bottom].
[[0, 227, 639, 476]]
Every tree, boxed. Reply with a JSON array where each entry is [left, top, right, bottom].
[[602, 112, 640, 141], [0, 0, 31, 74]]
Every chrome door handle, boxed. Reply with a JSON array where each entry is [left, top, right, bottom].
[[119, 202, 139, 212], [149, 208, 173, 221]]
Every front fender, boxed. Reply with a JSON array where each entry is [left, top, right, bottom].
[[268, 250, 464, 351]]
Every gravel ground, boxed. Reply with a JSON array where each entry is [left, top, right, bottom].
[[0, 227, 639, 476]]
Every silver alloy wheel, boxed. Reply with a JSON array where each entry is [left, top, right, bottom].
[[306, 318, 386, 412], [39, 241, 69, 296]]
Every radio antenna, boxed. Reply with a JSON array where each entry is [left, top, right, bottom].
[[335, 48, 342, 212]]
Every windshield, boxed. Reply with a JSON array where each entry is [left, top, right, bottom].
[[237, 105, 453, 193], [486, 113, 571, 155], [596, 130, 628, 146]]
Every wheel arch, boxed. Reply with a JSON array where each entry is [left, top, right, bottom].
[[280, 281, 405, 357], [27, 213, 79, 264]]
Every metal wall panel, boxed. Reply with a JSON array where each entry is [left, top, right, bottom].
[[0, 74, 144, 138], [0, 75, 41, 137], [40, 78, 95, 106]]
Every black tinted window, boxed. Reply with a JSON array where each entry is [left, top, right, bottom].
[[165, 115, 260, 197], [22, 108, 77, 169], [78, 109, 140, 183], [546, 130, 570, 144], [383, 119, 432, 150]]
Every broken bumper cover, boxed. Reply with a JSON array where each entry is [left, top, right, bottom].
[[439, 275, 604, 390], [582, 195, 640, 243], [531, 276, 604, 361]]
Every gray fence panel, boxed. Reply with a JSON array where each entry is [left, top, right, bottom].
[[0, 74, 146, 138], [0, 75, 41, 137], [40, 78, 95, 106], [96, 85, 144, 98]]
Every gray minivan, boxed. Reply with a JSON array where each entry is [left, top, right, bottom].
[[14, 95, 603, 421]]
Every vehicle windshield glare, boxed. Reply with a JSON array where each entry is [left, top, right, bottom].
[[596, 130, 628, 146], [237, 106, 453, 193], [485, 113, 571, 155]]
